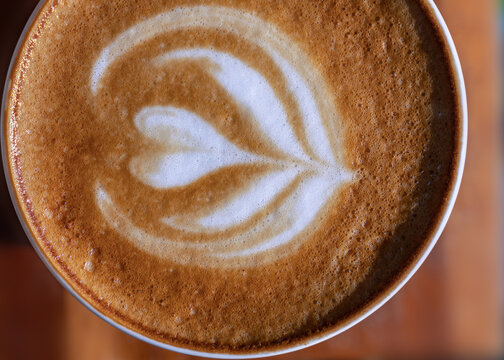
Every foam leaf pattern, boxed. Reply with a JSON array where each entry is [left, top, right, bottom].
[[92, 6, 354, 267], [162, 168, 301, 232], [154, 49, 310, 161], [130, 106, 264, 188]]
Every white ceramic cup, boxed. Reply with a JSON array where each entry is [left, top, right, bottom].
[[1, 0, 467, 357]]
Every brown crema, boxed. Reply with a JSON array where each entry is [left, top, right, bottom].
[[4, 0, 460, 354]]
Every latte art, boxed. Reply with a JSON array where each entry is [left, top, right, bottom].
[[92, 6, 352, 267], [7, 0, 461, 351]]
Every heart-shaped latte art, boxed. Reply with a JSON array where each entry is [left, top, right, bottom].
[[92, 6, 353, 268]]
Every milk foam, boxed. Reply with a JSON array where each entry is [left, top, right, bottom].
[[162, 168, 300, 231], [91, 6, 353, 267], [130, 106, 265, 188], [154, 49, 309, 161]]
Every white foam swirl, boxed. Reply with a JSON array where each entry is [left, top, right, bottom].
[[154, 48, 309, 161], [162, 168, 300, 231], [130, 106, 264, 188], [92, 6, 353, 267]]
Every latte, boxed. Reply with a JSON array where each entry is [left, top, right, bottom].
[[4, 0, 461, 354]]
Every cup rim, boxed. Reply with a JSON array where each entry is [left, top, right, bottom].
[[1, 0, 467, 358]]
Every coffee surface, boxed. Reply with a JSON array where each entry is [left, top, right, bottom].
[[5, 0, 460, 353]]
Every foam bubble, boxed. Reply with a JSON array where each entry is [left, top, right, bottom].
[[84, 261, 95, 272]]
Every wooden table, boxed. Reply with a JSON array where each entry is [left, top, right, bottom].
[[0, 0, 502, 358]]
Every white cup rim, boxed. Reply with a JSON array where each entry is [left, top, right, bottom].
[[1, 0, 467, 358]]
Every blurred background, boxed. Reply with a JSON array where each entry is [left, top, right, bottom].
[[0, 0, 502, 359]]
